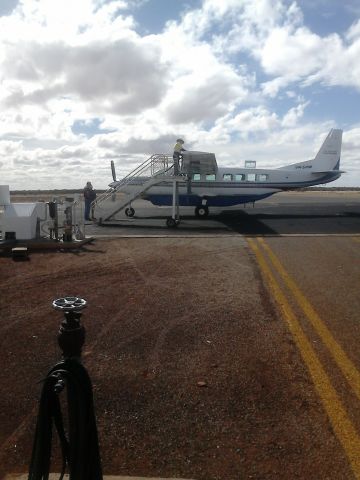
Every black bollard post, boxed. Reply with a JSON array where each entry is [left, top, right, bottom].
[[55, 297, 86, 358], [28, 297, 103, 480]]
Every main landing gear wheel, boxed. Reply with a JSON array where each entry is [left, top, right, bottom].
[[166, 217, 179, 228], [125, 207, 135, 217], [195, 205, 209, 218]]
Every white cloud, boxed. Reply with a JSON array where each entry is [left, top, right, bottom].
[[208, 0, 360, 94], [346, 19, 360, 41], [260, 27, 323, 77], [281, 100, 309, 127], [1, 38, 169, 113], [164, 70, 249, 124]]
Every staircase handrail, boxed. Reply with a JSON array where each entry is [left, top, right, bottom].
[[93, 154, 173, 207], [118, 154, 172, 185]]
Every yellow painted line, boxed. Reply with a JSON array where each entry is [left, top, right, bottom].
[[352, 237, 360, 244], [247, 238, 360, 478], [258, 238, 360, 401]]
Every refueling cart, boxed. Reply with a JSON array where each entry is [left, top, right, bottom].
[[0, 186, 90, 256]]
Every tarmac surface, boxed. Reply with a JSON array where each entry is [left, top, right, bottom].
[[1, 191, 360, 479]]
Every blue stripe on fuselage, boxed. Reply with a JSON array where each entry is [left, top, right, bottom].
[[144, 192, 275, 207]]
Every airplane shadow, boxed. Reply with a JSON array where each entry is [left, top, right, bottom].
[[96, 204, 360, 236], [98, 220, 227, 233], [216, 209, 360, 235]]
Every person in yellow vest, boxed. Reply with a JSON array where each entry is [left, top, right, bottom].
[[173, 138, 186, 175]]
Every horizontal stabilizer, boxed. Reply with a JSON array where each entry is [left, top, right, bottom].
[[312, 170, 345, 175]]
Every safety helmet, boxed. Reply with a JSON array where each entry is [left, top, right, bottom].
[[176, 138, 184, 143]]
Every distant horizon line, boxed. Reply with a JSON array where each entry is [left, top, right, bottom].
[[9, 187, 360, 194]]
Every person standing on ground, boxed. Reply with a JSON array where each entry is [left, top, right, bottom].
[[83, 181, 97, 221], [173, 138, 186, 175]]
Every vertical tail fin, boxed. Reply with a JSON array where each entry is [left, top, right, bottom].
[[312, 129, 342, 172], [277, 129, 343, 172]]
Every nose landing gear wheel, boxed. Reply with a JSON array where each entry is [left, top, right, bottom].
[[195, 205, 209, 218], [125, 207, 135, 217], [166, 217, 179, 228]]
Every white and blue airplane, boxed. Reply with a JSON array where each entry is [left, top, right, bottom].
[[99, 129, 343, 221]]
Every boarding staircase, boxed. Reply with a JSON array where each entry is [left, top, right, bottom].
[[93, 154, 179, 222]]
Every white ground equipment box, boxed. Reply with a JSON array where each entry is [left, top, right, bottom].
[[0, 185, 46, 240], [0, 185, 10, 205]]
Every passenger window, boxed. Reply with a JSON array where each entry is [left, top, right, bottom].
[[192, 173, 201, 181], [235, 174, 245, 181], [247, 174, 256, 181], [206, 174, 216, 181], [256, 174, 269, 182], [223, 174, 233, 181]]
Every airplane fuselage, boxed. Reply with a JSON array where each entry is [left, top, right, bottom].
[[141, 165, 341, 207]]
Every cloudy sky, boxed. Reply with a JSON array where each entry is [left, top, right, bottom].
[[1, 0, 360, 190]]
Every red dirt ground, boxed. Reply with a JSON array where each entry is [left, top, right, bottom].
[[0, 238, 352, 479]]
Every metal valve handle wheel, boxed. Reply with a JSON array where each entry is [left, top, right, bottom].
[[52, 296, 87, 311]]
